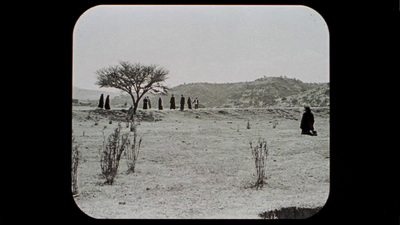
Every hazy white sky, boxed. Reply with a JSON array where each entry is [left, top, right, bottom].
[[73, 5, 329, 91]]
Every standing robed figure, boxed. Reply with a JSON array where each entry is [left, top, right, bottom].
[[143, 97, 148, 109], [193, 97, 199, 109], [170, 94, 176, 109], [180, 95, 185, 111], [158, 97, 163, 110], [187, 97, 192, 109]]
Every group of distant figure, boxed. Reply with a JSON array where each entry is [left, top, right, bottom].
[[98, 93, 317, 136], [143, 94, 199, 111]]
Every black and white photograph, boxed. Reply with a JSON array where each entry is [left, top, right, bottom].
[[72, 5, 330, 219]]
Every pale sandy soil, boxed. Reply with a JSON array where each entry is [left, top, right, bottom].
[[72, 107, 329, 219]]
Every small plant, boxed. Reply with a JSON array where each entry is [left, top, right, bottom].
[[100, 125, 130, 185], [272, 120, 278, 129], [125, 121, 142, 174], [250, 139, 269, 189], [71, 137, 80, 195]]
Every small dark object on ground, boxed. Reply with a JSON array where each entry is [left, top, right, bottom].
[[259, 206, 322, 219]]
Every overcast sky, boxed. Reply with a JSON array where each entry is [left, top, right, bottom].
[[73, 5, 329, 91]]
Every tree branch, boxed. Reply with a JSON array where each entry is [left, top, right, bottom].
[[95, 61, 169, 113]]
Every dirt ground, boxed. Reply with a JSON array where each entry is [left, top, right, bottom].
[[72, 107, 329, 219]]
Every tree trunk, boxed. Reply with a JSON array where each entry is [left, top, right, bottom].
[[129, 93, 137, 115], [133, 103, 138, 115]]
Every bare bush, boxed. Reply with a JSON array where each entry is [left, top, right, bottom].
[[250, 139, 269, 189], [125, 121, 142, 174], [71, 137, 80, 195], [100, 125, 130, 185]]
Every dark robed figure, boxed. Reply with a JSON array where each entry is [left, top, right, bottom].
[[180, 95, 185, 111], [158, 97, 163, 110], [170, 94, 175, 109], [105, 95, 111, 110], [143, 97, 148, 109], [187, 97, 192, 109], [193, 97, 199, 109], [300, 106, 315, 136]]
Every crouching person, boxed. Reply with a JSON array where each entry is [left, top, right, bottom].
[[300, 106, 317, 136]]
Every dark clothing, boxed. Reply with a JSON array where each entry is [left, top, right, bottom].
[[170, 96, 175, 109], [98, 94, 104, 109], [193, 99, 199, 109], [300, 111, 315, 135], [187, 97, 192, 109], [143, 98, 148, 109], [148, 99, 151, 109], [105, 95, 111, 110], [158, 98, 163, 110], [180, 96, 185, 111]]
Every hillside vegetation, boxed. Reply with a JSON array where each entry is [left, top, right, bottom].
[[165, 77, 329, 108]]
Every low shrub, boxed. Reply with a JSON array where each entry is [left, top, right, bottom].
[[100, 125, 130, 185], [250, 139, 269, 189], [125, 121, 142, 174]]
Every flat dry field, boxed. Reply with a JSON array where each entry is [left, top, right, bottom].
[[72, 107, 329, 219]]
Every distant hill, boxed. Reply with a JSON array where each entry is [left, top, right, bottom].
[[165, 77, 328, 108], [73, 86, 120, 101], [73, 77, 329, 108]]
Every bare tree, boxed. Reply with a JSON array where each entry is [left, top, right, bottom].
[[96, 61, 169, 115]]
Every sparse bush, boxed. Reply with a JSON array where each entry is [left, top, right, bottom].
[[250, 139, 269, 189], [125, 121, 142, 174], [71, 137, 80, 195], [100, 125, 130, 185]]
